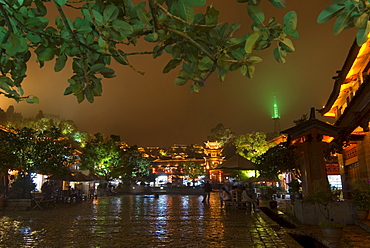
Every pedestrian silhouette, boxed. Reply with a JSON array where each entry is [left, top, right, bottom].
[[202, 181, 213, 203]]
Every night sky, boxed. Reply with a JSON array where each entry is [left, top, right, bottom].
[[0, 0, 356, 147]]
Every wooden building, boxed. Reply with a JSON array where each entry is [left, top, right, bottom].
[[318, 39, 370, 198]]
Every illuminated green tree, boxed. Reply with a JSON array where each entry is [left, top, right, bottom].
[[32, 127, 74, 175], [112, 145, 151, 181], [80, 133, 123, 180], [182, 161, 204, 186], [4, 107, 88, 148], [234, 131, 274, 163], [0, 127, 73, 175]]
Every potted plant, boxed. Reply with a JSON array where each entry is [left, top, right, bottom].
[[287, 179, 302, 201], [259, 186, 278, 209], [304, 185, 345, 244], [352, 179, 370, 220]]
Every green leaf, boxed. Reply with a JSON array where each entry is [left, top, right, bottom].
[[273, 47, 286, 63], [26, 96, 39, 104], [144, 32, 159, 42], [249, 56, 262, 64], [198, 56, 214, 70], [37, 47, 54, 61], [17, 86, 24, 95], [205, 6, 219, 25], [317, 4, 345, 24], [230, 49, 244, 60], [76, 91, 85, 103], [354, 13, 369, 29], [100, 67, 115, 78], [103, 5, 119, 22], [356, 21, 370, 46], [244, 32, 260, 54], [185, 0, 206, 7], [77, 25, 92, 34], [98, 36, 107, 51], [240, 65, 247, 76], [90, 63, 105, 73], [246, 64, 255, 79], [268, 0, 286, 8], [247, 5, 265, 24], [25, 17, 49, 28], [153, 46, 163, 59], [92, 10, 103, 25], [85, 87, 95, 103], [136, 5, 150, 24], [190, 83, 200, 93], [112, 20, 133, 34], [163, 59, 182, 73], [282, 26, 299, 39], [184, 44, 198, 63], [284, 11, 297, 30], [54, 54, 67, 72], [55, 0, 67, 6], [27, 33, 42, 44], [177, 0, 194, 23], [333, 10, 352, 35], [280, 38, 295, 52], [174, 77, 188, 86], [64, 86, 72, 95]]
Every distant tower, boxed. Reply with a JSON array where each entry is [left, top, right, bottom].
[[272, 94, 281, 134]]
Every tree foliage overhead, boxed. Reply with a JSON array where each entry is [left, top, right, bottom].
[[256, 144, 300, 180], [317, 0, 370, 46], [0, 0, 299, 103]]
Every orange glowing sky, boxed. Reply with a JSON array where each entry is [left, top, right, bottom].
[[0, 0, 356, 147]]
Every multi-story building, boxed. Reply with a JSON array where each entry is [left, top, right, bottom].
[[204, 141, 224, 183], [318, 39, 370, 197]]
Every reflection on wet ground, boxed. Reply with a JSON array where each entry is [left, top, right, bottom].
[[0, 194, 288, 248]]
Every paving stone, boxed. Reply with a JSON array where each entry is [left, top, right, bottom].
[[0, 193, 302, 248]]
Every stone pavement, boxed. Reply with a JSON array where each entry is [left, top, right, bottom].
[[0, 193, 302, 248]]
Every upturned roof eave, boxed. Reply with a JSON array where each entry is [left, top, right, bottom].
[[319, 39, 361, 115], [281, 119, 340, 138]]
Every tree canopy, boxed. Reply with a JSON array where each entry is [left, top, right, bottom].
[[0, 0, 299, 103], [256, 144, 300, 180], [80, 134, 151, 181], [181, 160, 204, 186], [0, 126, 74, 175], [0, 0, 366, 104], [234, 131, 274, 163]]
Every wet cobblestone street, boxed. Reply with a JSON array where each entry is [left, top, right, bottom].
[[0, 193, 299, 248]]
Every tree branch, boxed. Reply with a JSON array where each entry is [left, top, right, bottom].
[[0, 3, 13, 76], [162, 25, 214, 59], [55, 1, 90, 92], [154, 1, 217, 28]]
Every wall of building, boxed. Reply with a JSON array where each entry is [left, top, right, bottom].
[[357, 132, 370, 180]]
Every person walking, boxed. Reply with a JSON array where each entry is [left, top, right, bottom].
[[202, 181, 213, 203]]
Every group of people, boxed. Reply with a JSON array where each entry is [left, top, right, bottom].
[[202, 181, 260, 211]]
